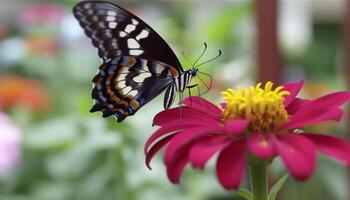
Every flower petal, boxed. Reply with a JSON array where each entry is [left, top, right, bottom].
[[273, 134, 316, 180], [166, 144, 191, 184], [285, 98, 310, 115], [302, 133, 350, 164], [145, 119, 216, 154], [145, 134, 175, 170], [189, 135, 229, 169], [153, 107, 220, 126], [216, 140, 246, 190], [282, 91, 350, 129], [164, 126, 222, 165], [182, 96, 221, 118], [306, 91, 350, 108], [281, 107, 343, 130], [224, 119, 250, 136], [247, 133, 276, 159], [283, 80, 304, 107]]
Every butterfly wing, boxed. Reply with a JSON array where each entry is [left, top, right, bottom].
[[73, 1, 183, 71], [90, 56, 179, 122]]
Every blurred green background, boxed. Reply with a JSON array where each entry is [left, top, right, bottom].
[[0, 0, 349, 200]]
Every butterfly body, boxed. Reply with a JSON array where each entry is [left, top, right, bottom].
[[73, 1, 201, 122]]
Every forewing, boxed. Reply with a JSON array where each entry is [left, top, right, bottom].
[[73, 1, 183, 71], [90, 56, 178, 122]]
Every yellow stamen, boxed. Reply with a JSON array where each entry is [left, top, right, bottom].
[[221, 81, 290, 132]]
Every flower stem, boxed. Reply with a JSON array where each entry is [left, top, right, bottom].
[[250, 159, 268, 200]]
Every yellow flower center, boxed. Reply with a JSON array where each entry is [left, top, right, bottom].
[[221, 82, 290, 132]]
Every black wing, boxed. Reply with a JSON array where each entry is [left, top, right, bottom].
[[90, 56, 179, 122], [73, 1, 183, 72]]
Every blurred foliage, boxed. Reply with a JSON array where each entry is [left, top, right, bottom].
[[0, 1, 348, 200]]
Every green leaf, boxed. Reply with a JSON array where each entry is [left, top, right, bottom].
[[235, 188, 253, 200], [269, 173, 289, 200]]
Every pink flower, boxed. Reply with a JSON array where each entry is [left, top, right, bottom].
[[0, 112, 21, 179], [19, 4, 64, 26], [145, 80, 350, 190]]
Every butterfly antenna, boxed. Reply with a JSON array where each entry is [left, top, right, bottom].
[[192, 42, 208, 68], [195, 50, 222, 69]]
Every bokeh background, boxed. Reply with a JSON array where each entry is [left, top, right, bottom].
[[0, 0, 349, 199]]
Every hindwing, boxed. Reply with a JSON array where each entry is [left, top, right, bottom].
[[90, 55, 179, 122]]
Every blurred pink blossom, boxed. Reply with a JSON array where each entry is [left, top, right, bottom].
[[0, 112, 21, 179], [19, 4, 64, 26]]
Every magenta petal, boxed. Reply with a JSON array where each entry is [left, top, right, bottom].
[[282, 91, 350, 129], [283, 80, 304, 107], [273, 134, 316, 180], [302, 133, 350, 164], [282, 107, 343, 130], [166, 144, 190, 184], [247, 133, 276, 159], [164, 126, 221, 164], [306, 91, 350, 108], [182, 96, 221, 116], [224, 119, 250, 136], [153, 107, 220, 126], [144, 120, 211, 154], [216, 140, 246, 190], [145, 134, 175, 170], [189, 136, 229, 169], [286, 98, 310, 115]]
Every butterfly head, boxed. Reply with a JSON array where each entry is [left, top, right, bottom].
[[190, 68, 199, 77]]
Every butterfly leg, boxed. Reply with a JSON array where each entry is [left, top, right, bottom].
[[179, 91, 184, 119], [195, 83, 208, 111], [186, 84, 196, 108], [186, 84, 208, 111]]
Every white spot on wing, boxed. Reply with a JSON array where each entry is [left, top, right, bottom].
[[121, 86, 132, 95], [127, 39, 140, 48], [129, 90, 138, 97], [118, 80, 126, 88], [107, 11, 117, 16], [132, 73, 152, 83], [131, 19, 139, 25], [119, 32, 127, 37], [117, 73, 127, 81], [129, 50, 143, 56], [124, 24, 136, 33], [109, 22, 117, 29], [136, 30, 149, 40], [106, 16, 116, 22]]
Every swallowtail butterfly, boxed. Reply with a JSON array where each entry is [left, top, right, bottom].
[[73, 1, 220, 122]]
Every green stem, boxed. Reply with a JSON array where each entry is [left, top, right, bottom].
[[250, 159, 268, 200]]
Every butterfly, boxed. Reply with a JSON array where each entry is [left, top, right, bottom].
[[73, 1, 220, 122]]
